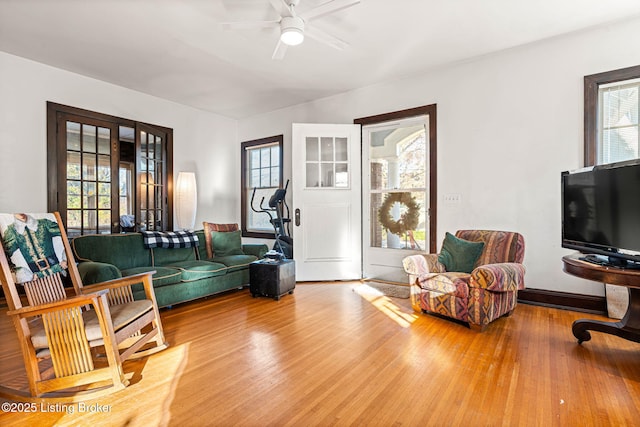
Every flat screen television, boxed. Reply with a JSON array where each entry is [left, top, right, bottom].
[[561, 159, 640, 269]]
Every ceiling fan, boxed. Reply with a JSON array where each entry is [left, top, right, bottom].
[[221, 0, 360, 60]]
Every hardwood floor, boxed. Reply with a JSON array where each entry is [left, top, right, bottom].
[[1, 282, 639, 426]]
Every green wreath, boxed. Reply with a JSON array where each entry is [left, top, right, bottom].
[[378, 192, 420, 236]]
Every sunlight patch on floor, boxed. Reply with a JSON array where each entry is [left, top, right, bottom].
[[354, 284, 418, 328]]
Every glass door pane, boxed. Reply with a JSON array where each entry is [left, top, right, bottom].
[[138, 125, 168, 231], [369, 124, 426, 250], [65, 121, 113, 237]]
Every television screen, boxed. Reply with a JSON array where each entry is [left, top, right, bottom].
[[562, 159, 640, 266]]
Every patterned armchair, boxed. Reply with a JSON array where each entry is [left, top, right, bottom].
[[402, 230, 525, 331]]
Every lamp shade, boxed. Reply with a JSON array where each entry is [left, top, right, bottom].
[[176, 172, 197, 230]]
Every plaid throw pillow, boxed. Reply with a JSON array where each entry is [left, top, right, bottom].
[[141, 230, 199, 249]]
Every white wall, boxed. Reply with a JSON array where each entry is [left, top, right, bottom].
[[0, 52, 239, 228], [238, 17, 640, 295]]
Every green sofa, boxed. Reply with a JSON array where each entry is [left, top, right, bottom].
[[71, 230, 268, 308]]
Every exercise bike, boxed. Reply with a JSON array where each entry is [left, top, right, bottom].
[[250, 180, 293, 259]]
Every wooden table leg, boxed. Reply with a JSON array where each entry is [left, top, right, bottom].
[[572, 287, 640, 344]]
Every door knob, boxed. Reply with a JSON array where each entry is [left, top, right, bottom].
[[295, 209, 301, 226]]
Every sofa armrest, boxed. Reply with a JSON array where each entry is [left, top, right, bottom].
[[470, 263, 526, 292], [243, 244, 269, 259], [77, 261, 122, 285], [402, 254, 445, 276]]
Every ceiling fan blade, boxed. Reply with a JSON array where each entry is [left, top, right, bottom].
[[220, 20, 279, 31], [305, 25, 349, 50], [300, 0, 360, 22], [272, 39, 288, 60], [269, 0, 293, 17]]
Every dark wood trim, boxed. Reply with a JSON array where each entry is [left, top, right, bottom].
[[354, 104, 438, 252], [518, 288, 606, 315], [240, 135, 284, 239], [584, 65, 640, 166]]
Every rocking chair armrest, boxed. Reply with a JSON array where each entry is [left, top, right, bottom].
[[7, 290, 109, 318], [81, 271, 157, 300]]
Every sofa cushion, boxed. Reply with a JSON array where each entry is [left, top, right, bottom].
[[152, 246, 198, 267], [437, 232, 484, 274], [121, 266, 182, 288], [210, 230, 244, 257], [78, 261, 122, 284], [167, 260, 228, 281], [72, 233, 151, 271], [211, 254, 258, 272]]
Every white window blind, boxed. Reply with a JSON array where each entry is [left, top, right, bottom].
[[598, 78, 640, 164]]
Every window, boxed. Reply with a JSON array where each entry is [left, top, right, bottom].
[[240, 135, 283, 238], [47, 102, 173, 235], [584, 65, 640, 166]]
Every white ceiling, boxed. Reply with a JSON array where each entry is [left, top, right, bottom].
[[2, 0, 640, 119]]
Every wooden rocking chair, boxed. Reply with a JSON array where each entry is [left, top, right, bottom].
[[0, 212, 167, 401]]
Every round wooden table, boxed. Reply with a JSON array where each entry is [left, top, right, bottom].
[[562, 254, 640, 344]]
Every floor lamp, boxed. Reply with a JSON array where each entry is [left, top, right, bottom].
[[176, 171, 197, 230]]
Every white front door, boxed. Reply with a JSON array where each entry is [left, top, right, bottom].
[[292, 123, 361, 281]]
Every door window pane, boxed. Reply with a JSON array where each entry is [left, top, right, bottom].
[[98, 127, 110, 154], [67, 122, 81, 151], [306, 137, 319, 161], [335, 137, 348, 161], [306, 163, 319, 187], [321, 137, 334, 161], [83, 125, 96, 153], [98, 155, 110, 181], [67, 152, 81, 180]]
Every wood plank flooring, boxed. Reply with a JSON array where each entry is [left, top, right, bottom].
[[1, 282, 639, 426]]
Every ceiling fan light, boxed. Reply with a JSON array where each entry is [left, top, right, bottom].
[[281, 28, 304, 46], [280, 16, 305, 46]]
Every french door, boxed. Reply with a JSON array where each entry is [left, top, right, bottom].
[[47, 102, 173, 235]]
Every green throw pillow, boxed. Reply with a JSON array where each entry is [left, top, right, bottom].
[[210, 230, 244, 257], [437, 232, 485, 273]]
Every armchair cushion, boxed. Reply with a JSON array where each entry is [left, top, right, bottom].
[[437, 232, 484, 273], [418, 272, 470, 298], [470, 263, 526, 292]]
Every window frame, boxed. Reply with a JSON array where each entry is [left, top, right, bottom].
[[584, 65, 640, 166], [240, 135, 284, 239]]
